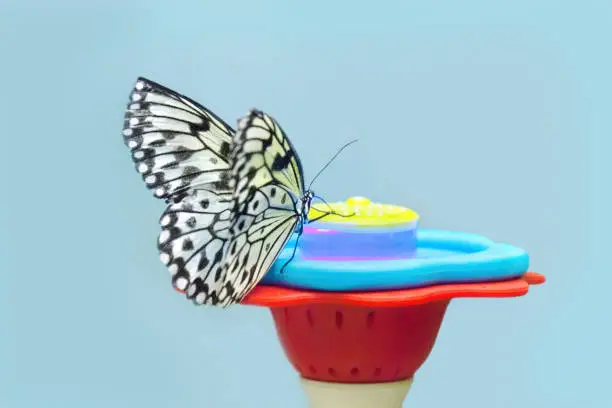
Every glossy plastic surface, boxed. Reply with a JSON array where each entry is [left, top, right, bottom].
[[302, 196, 419, 259], [262, 229, 530, 292], [300, 224, 418, 259], [301, 374, 413, 408], [244, 272, 545, 307], [272, 300, 448, 383], [301, 378, 413, 408], [244, 273, 544, 384], [309, 196, 419, 227]]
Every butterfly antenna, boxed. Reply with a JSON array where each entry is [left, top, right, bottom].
[[307, 139, 358, 190]]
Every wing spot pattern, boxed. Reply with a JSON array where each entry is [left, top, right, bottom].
[[123, 79, 314, 308]]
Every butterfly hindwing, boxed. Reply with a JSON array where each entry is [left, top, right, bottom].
[[222, 185, 299, 306], [157, 188, 233, 305], [122, 77, 234, 201]]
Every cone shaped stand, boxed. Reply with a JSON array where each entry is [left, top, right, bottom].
[[301, 378, 413, 408], [243, 272, 545, 408]]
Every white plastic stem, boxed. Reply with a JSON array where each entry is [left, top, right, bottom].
[[300, 377, 413, 408]]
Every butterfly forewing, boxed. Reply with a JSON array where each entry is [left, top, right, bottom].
[[235, 111, 305, 195], [213, 110, 307, 307], [122, 77, 234, 200]]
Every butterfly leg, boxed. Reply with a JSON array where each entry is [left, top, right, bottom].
[[313, 195, 335, 213], [279, 224, 304, 275]]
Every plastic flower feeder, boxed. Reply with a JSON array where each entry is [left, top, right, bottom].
[[242, 197, 545, 408]]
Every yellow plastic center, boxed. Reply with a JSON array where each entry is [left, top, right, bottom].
[[309, 196, 420, 227]]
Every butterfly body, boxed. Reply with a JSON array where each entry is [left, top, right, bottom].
[[297, 190, 315, 232], [123, 78, 312, 307]]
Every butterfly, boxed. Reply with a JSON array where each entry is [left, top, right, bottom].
[[122, 77, 316, 307]]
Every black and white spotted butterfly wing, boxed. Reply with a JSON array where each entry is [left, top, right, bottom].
[[233, 109, 305, 200], [215, 184, 300, 306], [217, 110, 307, 306], [122, 77, 234, 201], [157, 188, 234, 304]]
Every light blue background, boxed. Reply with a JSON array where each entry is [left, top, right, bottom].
[[0, 1, 609, 407]]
